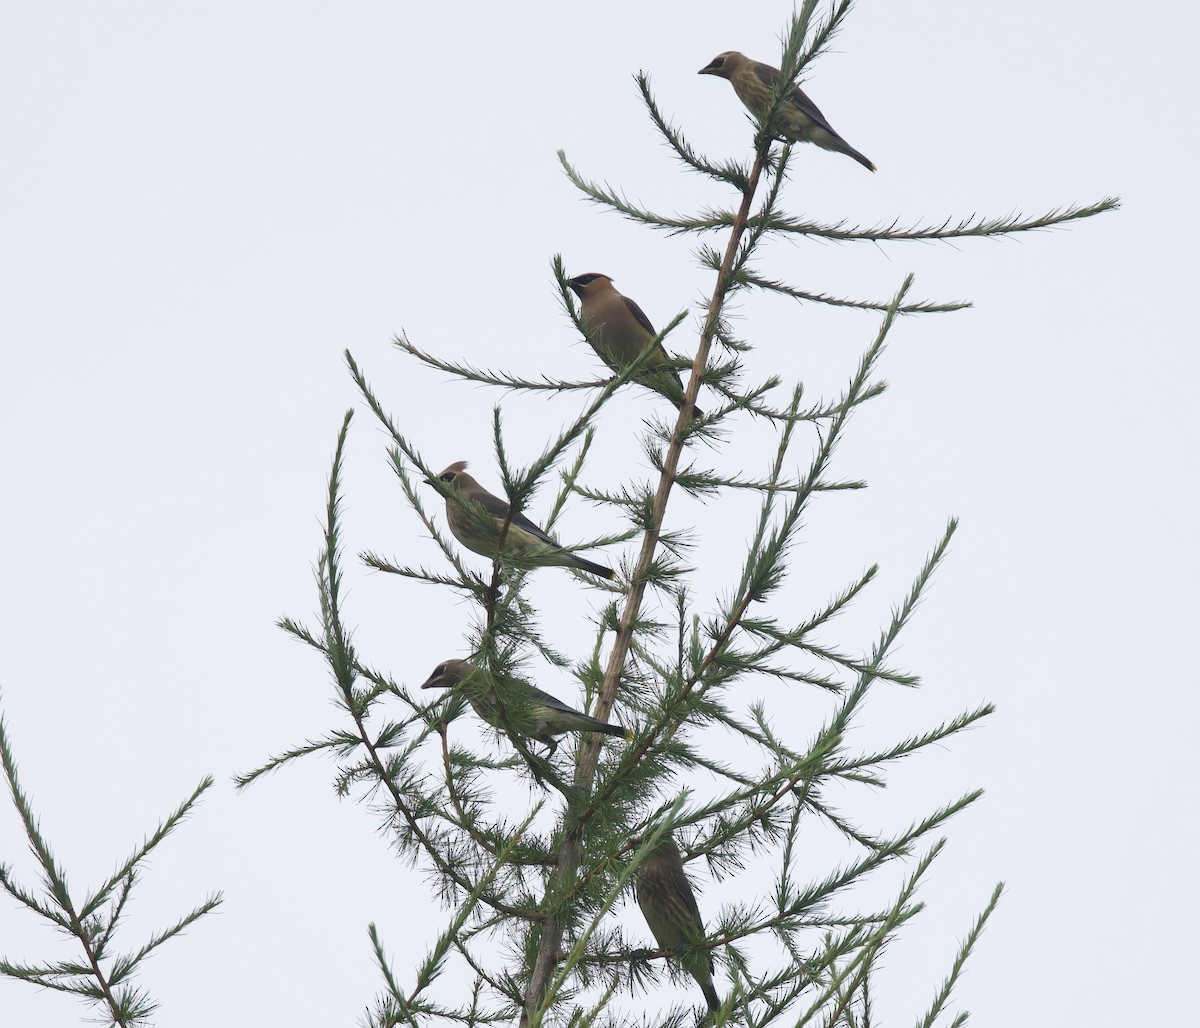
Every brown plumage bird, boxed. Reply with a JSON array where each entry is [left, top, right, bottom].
[[635, 836, 721, 1013], [698, 51, 875, 171], [420, 658, 631, 756], [425, 461, 614, 580], [567, 273, 703, 419]]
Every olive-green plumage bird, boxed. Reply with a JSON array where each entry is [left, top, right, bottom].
[[699, 51, 875, 171], [635, 836, 721, 1013], [420, 658, 631, 756], [426, 461, 614, 580], [567, 273, 703, 419]]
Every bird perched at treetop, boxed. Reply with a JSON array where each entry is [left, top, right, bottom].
[[698, 51, 875, 171], [426, 461, 614, 580], [634, 834, 721, 1013], [420, 658, 631, 756], [567, 273, 703, 419]]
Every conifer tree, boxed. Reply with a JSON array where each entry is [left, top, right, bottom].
[[242, 5, 1114, 1025], [1, 3, 1116, 1025]]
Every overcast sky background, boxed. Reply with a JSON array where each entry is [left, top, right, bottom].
[[2, 1, 1197, 1025]]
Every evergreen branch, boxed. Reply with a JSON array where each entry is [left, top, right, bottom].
[[233, 731, 363, 788], [575, 280, 911, 834], [108, 894, 224, 985], [347, 352, 493, 593], [395, 333, 611, 392], [827, 704, 996, 777], [0, 709, 74, 920], [0, 958, 96, 993], [793, 641, 917, 685], [0, 862, 70, 928], [436, 714, 557, 862], [358, 554, 490, 596], [372, 806, 541, 1023], [453, 936, 526, 1007], [95, 872, 136, 956], [792, 0, 857, 78], [545, 431, 594, 536], [0, 709, 216, 1026], [807, 840, 946, 1028], [790, 798, 979, 919], [739, 269, 970, 315], [913, 882, 1004, 1028], [558, 152, 1118, 243], [743, 198, 1122, 242], [711, 521, 967, 855], [271, 616, 433, 724], [368, 924, 420, 1028], [635, 73, 751, 189], [81, 777, 215, 919], [558, 150, 696, 235], [808, 798, 886, 852]]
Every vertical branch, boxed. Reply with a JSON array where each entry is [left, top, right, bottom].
[[521, 137, 775, 1023]]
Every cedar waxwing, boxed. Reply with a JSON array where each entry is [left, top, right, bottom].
[[567, 273, 703, 419], [426, 461, 614, 580], [420, 658, 631, 756], [698, 51, 875, 171], [635, 836, 721, 1013]]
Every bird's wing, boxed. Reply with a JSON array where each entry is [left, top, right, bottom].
[[531, 686, 589, 718], [530, 686, 576, 710], [751, 61, 782, 89], [470, 488, 559, 546], [621, 295, 659, 337], [752, 63, 837, 135], [671, 868, 705, 927]]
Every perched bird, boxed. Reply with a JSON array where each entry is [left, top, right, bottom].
[[426, 461, 614, 580], [698, 51, 875, 171], [567, 273, 703, 419], [635, 836, 721, 1013], [420, 658, 631, 756]]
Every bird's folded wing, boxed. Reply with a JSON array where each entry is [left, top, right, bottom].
[[751, 63, 837, 136], [473, 491, 560, 547], [621, 295, 659, 337], [671, 868, 705, 925]]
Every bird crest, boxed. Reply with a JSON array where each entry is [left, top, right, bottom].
[[436, 460, 469, 483]]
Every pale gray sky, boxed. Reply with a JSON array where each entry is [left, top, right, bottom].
[[2, 2, 1196, 1025]]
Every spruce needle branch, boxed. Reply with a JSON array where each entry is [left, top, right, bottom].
[[810, 841, 946, 1028], [1, 712, 218, 1027], [375, 807, 540, 1021], [914, 882, 1004, 1028]]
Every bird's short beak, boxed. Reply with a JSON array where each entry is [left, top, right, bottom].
[[420, 675, 445, 690], [698, 65, 714, 75]]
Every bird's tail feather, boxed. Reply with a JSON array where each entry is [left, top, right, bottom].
[[833, 136, 875, 171], [599, 723, 632, 740], [845, 145, 876, 172], [570, 554, 615, 580]]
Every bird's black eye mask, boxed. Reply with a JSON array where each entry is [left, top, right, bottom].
[[571, 274, 602, 287], [705, 57, 725, 70], [440, 472, 457, 483]]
